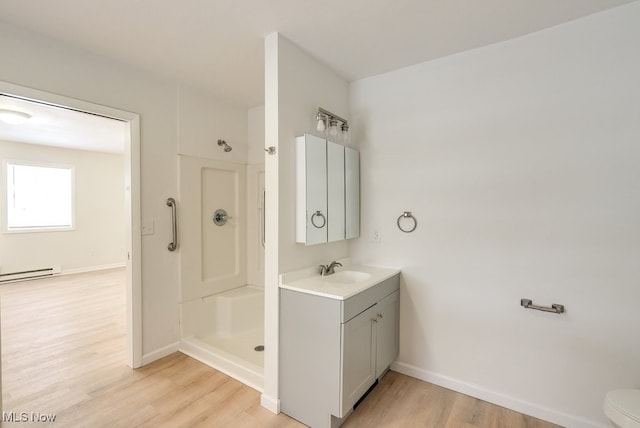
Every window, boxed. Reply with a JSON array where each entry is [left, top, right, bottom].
[[4, 161, 75, 232]]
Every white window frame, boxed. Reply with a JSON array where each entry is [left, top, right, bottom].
[[2, 159, 76, 234]]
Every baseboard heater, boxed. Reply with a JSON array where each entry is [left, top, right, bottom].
[[0, 265, 62, 283]]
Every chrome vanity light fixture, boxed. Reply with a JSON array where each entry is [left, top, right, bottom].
[[316, 107, 349, 143], [217, 139, 232, 152]]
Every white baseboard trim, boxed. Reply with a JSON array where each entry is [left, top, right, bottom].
[[61, 263, 126, 276], [142, 342, 180, 366], [260, 394, 280, 414], [391, 361, 607, 428]]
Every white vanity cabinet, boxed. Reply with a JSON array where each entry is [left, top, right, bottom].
[[280, 273, 400, 428]]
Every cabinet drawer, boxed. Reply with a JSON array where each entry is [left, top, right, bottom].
[[341, 274, 399, 323]]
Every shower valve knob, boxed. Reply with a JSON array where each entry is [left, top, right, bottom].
[[213, 209, 230, 226]]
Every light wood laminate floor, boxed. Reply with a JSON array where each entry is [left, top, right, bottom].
[[0, 269, 560, 427]]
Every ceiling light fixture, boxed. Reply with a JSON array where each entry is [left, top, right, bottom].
[[0, 109, 32, 125], [316, 107, 349, 144]]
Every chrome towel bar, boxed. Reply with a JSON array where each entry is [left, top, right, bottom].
[[520, 298, 565, 314]]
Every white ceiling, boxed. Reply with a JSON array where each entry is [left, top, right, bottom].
[[0, 95, 127, 155], [0, 0, 635, 153], [0, 0, 635, 109]]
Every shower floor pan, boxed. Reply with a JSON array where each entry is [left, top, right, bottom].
[[180, 328, 264, 392]]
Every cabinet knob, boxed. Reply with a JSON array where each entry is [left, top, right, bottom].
[[377, 313, 383, 319], [371, 318, 378, 323]]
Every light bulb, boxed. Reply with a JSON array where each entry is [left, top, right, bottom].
[[316, 117, 326, 132], [341, 124, 349, 145], [328, 119, 338, 138]]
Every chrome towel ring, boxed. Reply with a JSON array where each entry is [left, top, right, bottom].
[[311, 210, 326, 229], [397, 211, 417, 233]]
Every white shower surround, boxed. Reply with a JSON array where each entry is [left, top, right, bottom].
[[176, 93, 267, 391], [177, 156, 266, 389]]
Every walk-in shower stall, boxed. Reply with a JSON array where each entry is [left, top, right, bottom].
[[178, 155, 265, 390]]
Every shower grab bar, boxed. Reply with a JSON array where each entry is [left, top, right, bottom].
[[261, 190, 266, 247], [166, 197, 178, 251], [520, 299, 565, 314]]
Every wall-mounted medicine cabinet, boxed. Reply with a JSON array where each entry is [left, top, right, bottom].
[[295, 134, 360, 245]]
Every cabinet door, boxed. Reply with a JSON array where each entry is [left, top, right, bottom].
[[295, 134, 327, 245], [375, 291, 399, 378], [345, 147, 360, 239], [327, 141, 345, 242], [340, 305, 377, 417]]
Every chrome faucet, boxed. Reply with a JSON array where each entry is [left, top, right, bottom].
[[319, 261, 342, 276]]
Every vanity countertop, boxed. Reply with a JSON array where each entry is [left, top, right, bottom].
[[279, 264, 400, 300]]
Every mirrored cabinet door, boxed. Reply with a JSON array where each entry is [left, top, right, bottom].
[[345, 146, 360, 240], [296, 134, 360, 246], [296, 134, 327, 245], [327, 141, 345, 242]]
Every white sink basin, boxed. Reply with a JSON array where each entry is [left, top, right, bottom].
[[280, 263, 401, 300], [324, 270, 371, 284]]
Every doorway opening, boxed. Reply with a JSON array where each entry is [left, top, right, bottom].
[[0, 81, 141, 411]]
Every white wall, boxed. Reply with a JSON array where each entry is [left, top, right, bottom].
[[0, 141, 125, 273], [177, 84, 249, 162], [274, 35, 350, 275], [350, 3, 640, 427], [248, 105, 265, 165], [262, 33, 351, 411], [1, 22, 179, 357], [0, 22, 266, 360]]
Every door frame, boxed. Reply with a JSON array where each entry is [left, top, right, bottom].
[[0, 81, 143, 374]]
